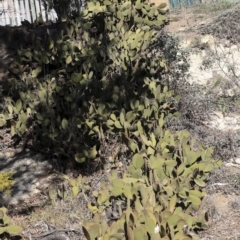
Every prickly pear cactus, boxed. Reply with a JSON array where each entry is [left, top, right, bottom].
[[0, 207, 22, 236], [83, 125, 221, 239], [4, 0, 170, 161]]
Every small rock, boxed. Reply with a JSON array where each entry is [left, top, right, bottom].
[[227, 158, 240, 165], [231, 198, 240, 210], [223, 40, 231, 48], [26, 159, 32, 165], [225, 162, 240, 168], [226, 88, 235, 97], [235, 158, 240, 165]]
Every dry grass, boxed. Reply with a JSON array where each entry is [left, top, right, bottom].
[[10, 186, 91, 239]]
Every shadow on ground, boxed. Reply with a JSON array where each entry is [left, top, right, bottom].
[[0, 150, 62, 205]]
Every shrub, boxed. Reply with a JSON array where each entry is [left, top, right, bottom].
[[4, 0, 171, 163], [0, 171, 14, 195]]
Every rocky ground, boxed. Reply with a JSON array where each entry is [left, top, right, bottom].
[[0, 1, 240, 239]]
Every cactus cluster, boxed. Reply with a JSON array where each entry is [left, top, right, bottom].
[[0, 207, 22, 237], [3, 0, 169, 160], [83, 120, 221, 239]]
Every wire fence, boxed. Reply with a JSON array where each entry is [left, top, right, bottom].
[[0, 0, 57, 26], [1, 0, 235, 26], [169, 0, 202, 8]]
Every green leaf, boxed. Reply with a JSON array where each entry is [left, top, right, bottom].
[[20, 112, 27, 124], [61, 118, 68, 130], [110, 233, 125, 239], [130, 39, 139, 50], [3, 215, 11, 224], [133, 228, 145, 240], [7, 105, 13, 114], [88, 146, 98, 159], [66, 55, 72, 64], [147, 146, 155, 156], [72, 186, 79, 197], [5, 225, 23, 235], [204, 163, 215, 172], [122, 178, 142, 184], [150, 133, 156, 147], [89, 224, 100, 239], [11, 125, 16, 135], [169, 194, 177, 213], [38, 89, 46, 100], [112, 187, 123, 196], [129, 140, 139, 153], [98, 189, 109, 204], [189, 194, 201, 205], [114, 121, 123, 129], [158, 3, 167, 9], [0, 207, 7, 215], [123, 185, 132, 199], [0, 119, 6, 127], [194, 178, 206, 187], [150, 156, 164, 169], [31, 66, 42, 78], [145, 218, 155, 235], [110, 113, 117, 121], [107, 119, 114, 126], [177, 163, 185, 176], [87, 203, 99, 214], [140, 134, 151, 146], [183, 145, 201, 165], [71, 73, 82, 83], [132, 153, 144, 169], [104, 0, 112, 5], [155, 166, 165, 178], [0, 210, 4, 219], [135, 2, 143, 9], [188, 190, 203, 198], [48, 188, 56, 200], [165, 160, 177, 167], [23, 51, 32, 59], [126, 111, 135, 123], [19, 123, 26, 134], [177, 219, 187, 232], [86, 120, 94, 129], [168, 214, 180, 226], [112, 179, 124, 188], [120, 111, 125, 126], [178, 189, 188, 199], [89, 71, 93, 79], [135, 197, 144, 213], [15, 99, 22, 112], [162, 210, 172, 221], [75, 153, 86, 163]]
